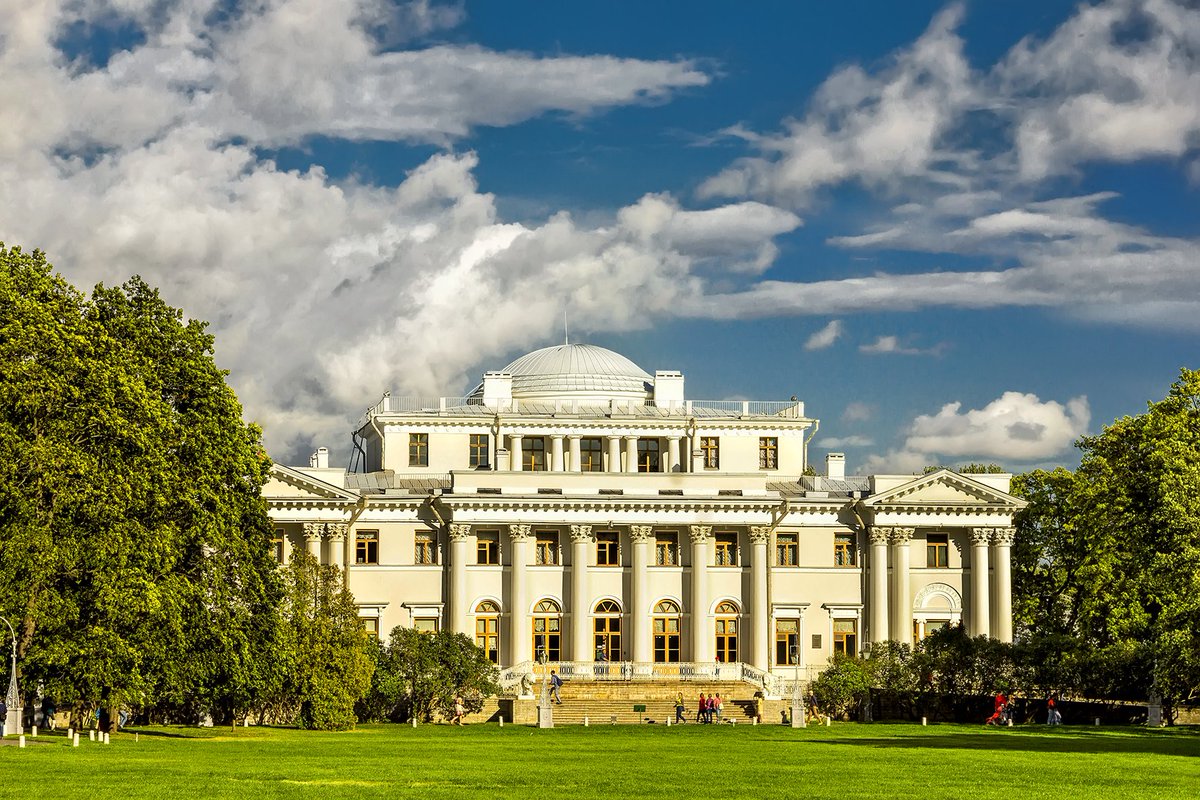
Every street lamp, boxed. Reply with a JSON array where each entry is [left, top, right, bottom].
[[0, 616, 19, 737], [789, 642, 805, 729]]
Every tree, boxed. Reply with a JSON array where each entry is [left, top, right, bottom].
[[276, 552, 374, 730], [0, 244, 283, 725], [373, 627, 499, 722]]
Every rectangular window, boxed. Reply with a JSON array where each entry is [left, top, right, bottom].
[[476, 531, 500, 565], [415, 532, 436, 565], [523, 437, 546, 471], [927, 533, 949, 568], [270, 530, 285, 564], [409, 433, 428, 467], [714, 532, 738, 566], [414, 617, 438, 634], [469, 434, 490, 468], [355, 530, 379, 565], [580, 437, 603, 472], [776, 619, 798, 665], [776, 533, 797, 566], [360, 617, 379, 639], [700, 437, 719, 470], [535, 531, 559, 566], [655, 533, 679, 566], [596, 532, 619, 566], [759, 437, 778, 470], [833, 619, 858, 655], [834, 533, 856, 567], [638, 438, 660, 472]]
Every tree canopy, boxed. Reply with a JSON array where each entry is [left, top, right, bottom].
[[0, 244, 282, 723]]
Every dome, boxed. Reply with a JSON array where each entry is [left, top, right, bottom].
[[493, 343, 652, 401]]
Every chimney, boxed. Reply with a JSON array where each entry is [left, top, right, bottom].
[[310, 447, 329, 469], [652, 370, 685, 409], [826, 452, 845, 480], [481, 371, 513, 409]]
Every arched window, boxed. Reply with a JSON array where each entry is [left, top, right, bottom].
[[593, 600, 622, 661], [475, 601, 500, 664], [653, 600, 681, 663], [715, 601, 739, 664], [532, 599, 562, 661]]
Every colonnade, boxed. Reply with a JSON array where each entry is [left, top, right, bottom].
[[443, 523, 778, 668], [302, 521, 349, 571], [868, 525, 1014, 643], [506, 433, 687, 472]]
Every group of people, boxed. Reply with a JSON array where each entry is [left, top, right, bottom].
[[673, 692, 724, 723], [985, 691, 1064, 725]]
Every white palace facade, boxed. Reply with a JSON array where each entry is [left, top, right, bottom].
[[264, 344, 1025, 682]]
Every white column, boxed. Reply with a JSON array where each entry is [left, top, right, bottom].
[[749, 527, 771, 671], [509, 524, 533, 664], [551, 435, 564, 472], [889, 527, 914, 645], [970, 527, 992, 638], [630, 525, 654, 663], [869, 528, 890, 643], [624, 435, 639, 473], [509, 435, 523, 472], [303, 523, 322, 559], [570, 525, 593, 661], [607, 436, 622, 473], [281, 529, 293, 564], [992, 527, 1015, 643], [689, 525, 712, 664], [568, 435, 582, 473], [667, 436, 681, 473], [449, 524, 472, 636]]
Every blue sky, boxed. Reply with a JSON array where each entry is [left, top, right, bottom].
[[3, 0, 1197, 473]]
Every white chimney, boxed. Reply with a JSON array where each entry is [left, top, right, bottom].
[[481, 371, 513, 409], [652, 370, 685, 409], [826, 452, 845, 480], [310, 447, 329, 469]]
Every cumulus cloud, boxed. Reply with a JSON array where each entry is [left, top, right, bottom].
[[804, 319, 843, 350], [864, 391, 1090, 472]]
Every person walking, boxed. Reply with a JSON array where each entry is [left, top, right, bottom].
[[1046, 695, 1062, 726], [714, 693, 723, 723], [549, 670, 563, 704], [985, 691, 1007, 725], [675, 692, 686, 724], [697, 692, 706, 723], [452, 696, 465, 726]]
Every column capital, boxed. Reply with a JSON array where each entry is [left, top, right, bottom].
[[629, 525, 654, 543], [448, 523, 472, 541], [327, 523, 347, 542], [567, 434, 582, 441], [509, 433, 524, 441], [991, 527, 1016, 546], [970, 527, 994, 545], [569, 524, 593, 543], [624, 434, 640, 442], [303, 522, 324, 542], [889, 527, 915, 544], [509, 523, 533, 541], [748, 526, 772, 544], [688, 525, 712, 543], [869, 527, 891, 546]]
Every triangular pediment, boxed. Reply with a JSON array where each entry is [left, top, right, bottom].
[[264, 464, 358, 502], [864, 469, 1025, 510]]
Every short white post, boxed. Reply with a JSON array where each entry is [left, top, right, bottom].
[[498, 717, 503, 728], [135, 733, 139, 742], [103, 732, 110, 744], [32, 725, 38, 737], [19, 735, 26, 748], [825, 716, 831, 727], [410, 718, 417, 728], [1094, 717, 1100, 726], [921, 716, 927, 726], [72, 733, 80, 747], [666, 717, 670, 727], [89, 730, 95, 741], [67, 727, 74, 739], [584, 715, 589, 727], [752, 717, 757, 726], [243, 719, 248, 728]]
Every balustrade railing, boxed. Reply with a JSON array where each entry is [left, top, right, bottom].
[[497, 660, 821, 697]]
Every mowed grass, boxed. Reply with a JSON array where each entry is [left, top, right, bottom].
[[3, 721, 1198, 800]]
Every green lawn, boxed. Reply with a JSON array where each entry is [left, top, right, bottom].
[[2, 722, 1197, 799]]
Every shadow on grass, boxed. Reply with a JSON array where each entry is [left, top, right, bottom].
[[802, 728, 1200, 758]]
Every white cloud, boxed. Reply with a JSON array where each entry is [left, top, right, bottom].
[[820, 435, 874, 448], [804, 319, 843, 350], [841, 402, 874, 423], [864, 391, 1090, 472], [858, 335, 945, 356]]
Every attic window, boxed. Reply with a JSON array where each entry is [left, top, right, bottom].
[[659, 489, 683, 496], [537, 488, 563, 495], [718, 489, 743, 496], [477, 487, 501, 494], [599, 489, 624, 495]]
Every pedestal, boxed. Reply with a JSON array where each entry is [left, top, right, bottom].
[[537, 700, 554, 729]]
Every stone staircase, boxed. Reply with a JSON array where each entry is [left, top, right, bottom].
[[530, 680, 761, 725]]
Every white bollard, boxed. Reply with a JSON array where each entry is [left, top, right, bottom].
[[498, 717, 503, 728], [922, 716, 927, 726], [752, 717, 758, 726], [243, 719, 248, 728], [135, 733, 139, 742], [825, 716, 831, 727], [103, 732, 110, 745], [32, 725, 38, 737], [67, 727, 74, 739], [410, 718, 417, 728], [72, 733, 80, 747], [1094, 717, 1100, 726], [89, 730, 95, 741], [19, 735, 26, 748], [584, 716, 589, 727], [666, 717, 670, 727]]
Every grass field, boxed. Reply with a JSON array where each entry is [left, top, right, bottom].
[[2, 722, 1198, 800]]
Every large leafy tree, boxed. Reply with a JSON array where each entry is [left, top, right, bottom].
[[1012, 369, 1200, 716], [0, 244, 282, 723], [371, 627, 499, 723]]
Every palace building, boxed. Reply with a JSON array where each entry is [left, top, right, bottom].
[[264, 343, 1025, 681]]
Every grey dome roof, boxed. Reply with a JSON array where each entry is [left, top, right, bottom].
[[502, 344, 652, 397]]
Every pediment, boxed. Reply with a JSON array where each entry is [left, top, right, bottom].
[[265, 465, 358, 503], [864, 469, 1024, 510]]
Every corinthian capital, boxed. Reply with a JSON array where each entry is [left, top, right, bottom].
[[748, 526, 771, 545], [327, 523, 347, 541], [688, 525, 712, 543], [448, 523, 472, 541], [869, 527, 891, 546], [303, 522, 324, 541], [629, 525, 654, 543], [970, 527, 994, 545], [889, 527, 915, 544], [569, 524, 593, 543], [508, 524, 533, 541], [991, 527, 1016, 546]]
